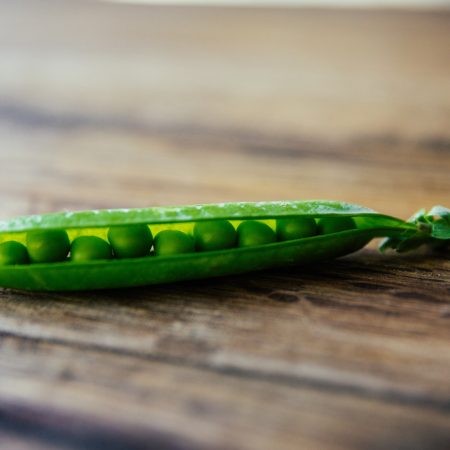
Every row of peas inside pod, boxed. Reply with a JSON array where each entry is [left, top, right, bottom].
[[0, 216, 357, 265]]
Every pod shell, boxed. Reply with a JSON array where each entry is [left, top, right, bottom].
[[0, 201, 414, 291]]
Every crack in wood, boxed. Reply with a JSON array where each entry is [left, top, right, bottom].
[[0, 400, 206, 450]]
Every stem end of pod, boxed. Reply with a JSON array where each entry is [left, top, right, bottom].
[[378, 205, 450, 253]]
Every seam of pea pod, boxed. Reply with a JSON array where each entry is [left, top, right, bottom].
[[0, 200, 448, 291]]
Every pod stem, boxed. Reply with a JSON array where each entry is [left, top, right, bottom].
[[379, 206, 450, 253], [379, 205, 450, 253]]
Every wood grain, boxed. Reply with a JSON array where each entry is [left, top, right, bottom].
[[0, 2, 449, 449]]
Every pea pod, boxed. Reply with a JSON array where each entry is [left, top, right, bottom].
[[0, 200, 448, 291]]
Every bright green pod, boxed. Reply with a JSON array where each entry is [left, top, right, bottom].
[[71, 236, 113, 262], [154, 230, 195, 256], [108, 224, 152, 258], [0, 201, 447, 291], [0, 241, 29, 265], [26, 229, 70, 263], [193, 220, 236, 251], [317, 217, 356, 234], [237, 221, 276, 247], [276, 217, 317, 241]]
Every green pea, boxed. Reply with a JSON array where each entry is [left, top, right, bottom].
[[70, 236, 113, 262], [27, 229, 70, 263], [0, 241, 29, 265], [108, 224, 152, 258], [237, 221, 276, 247], [317, 216, 356, 234], [276, 217, 317, 241], [154, 230, 195, 256], [193, 220, 236, 252]]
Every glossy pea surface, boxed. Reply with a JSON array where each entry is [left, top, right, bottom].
[[108, 224, 152, 258], [0, 241, 29, 265], [276, 217, 317, 241], [237, 221, 276, 247], [317, 217, 356, 234], [154, 230, 195, 256], [194, 220, 236, 251], [70, 236, 113, 262], [26, 229, 70, 263]]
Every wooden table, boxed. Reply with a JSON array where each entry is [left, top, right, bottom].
[[1, 2, 449, 449]]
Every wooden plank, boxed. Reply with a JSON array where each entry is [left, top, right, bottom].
[[1, 250, 449, 403], [0, 1, 449, 449], [1, 334, 450, 450]]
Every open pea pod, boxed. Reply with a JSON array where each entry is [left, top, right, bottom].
[[0, 200, 448, 291]]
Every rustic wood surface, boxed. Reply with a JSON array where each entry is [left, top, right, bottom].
[[0, 2, 449, 449]]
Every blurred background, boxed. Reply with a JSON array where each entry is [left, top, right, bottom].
[[1, 0, 449, 221], [1, 2, 450, 450]]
